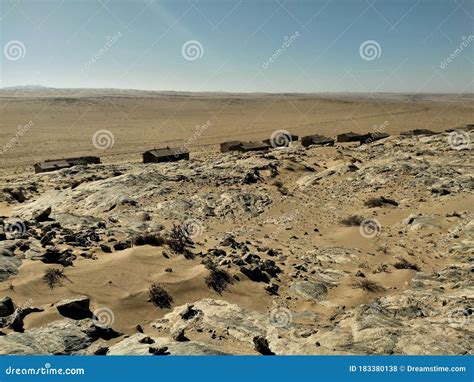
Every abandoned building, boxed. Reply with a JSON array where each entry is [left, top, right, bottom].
[[262, 133, 299, 148], [301, 134, 335, 147], [34, 156, 101, 174], [359, 132, 390, 145], [142, 147, 189, 163], [220, 141, 244, 153], [238, 141, 271, 152], [336, 132, 362, 142], [220, 141, 270, 153], [401, 129, 438, 136]]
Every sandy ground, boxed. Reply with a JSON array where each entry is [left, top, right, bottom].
[[0, 89, 472, 176], [0, 89, 472, 355]]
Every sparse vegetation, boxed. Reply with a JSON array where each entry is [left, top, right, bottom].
[[168, 224, 194, 258], [203, 260, 233, 294], [341, 215, 365, 226], [393, 258, 421, 271], [354, 278, 384, 292], [148, 283, 173, 309], [365, 196, 399, 208], [133, 233, 166, 247], [43, 267, 66, 289]]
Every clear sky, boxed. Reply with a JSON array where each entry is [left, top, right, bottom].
[[1, 0, 473, 93]]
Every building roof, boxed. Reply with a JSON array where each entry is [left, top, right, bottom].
[[145, 147, 186, 157]]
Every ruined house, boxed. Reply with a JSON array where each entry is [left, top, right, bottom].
[[301, 134, 335, 147], [34, 156, 101, 174], [142, 147, 189, 163]]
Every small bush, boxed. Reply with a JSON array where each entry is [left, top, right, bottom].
[[341, 215, 365, 226], [168, 224, 194, 257], [355, 278, 383, 292], [393, 258, 420, 271], [205, 266, 233, 295], [43, 267, 65, 289], [133, 233, 166, 247], [148, 284, 173, 309], [365, 196, 399, 208]]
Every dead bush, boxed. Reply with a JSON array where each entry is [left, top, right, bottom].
[[204, 260, 233, 294], [354, 278, 384, 292], [133, 233, 165, 247], [43, 267, 66, 289], [365, 196, 399, 208], [393, 258, 420, 271], [340, 215, 365, 226], [148, 283, 173, 309]]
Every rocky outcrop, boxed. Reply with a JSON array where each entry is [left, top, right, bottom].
[[0, 319, 121, 355], [56, 296, 92, 320]]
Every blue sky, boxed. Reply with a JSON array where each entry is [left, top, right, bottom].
[[1, 0, 472, 93]]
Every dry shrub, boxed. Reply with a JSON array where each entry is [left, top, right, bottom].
[[393, 258, 420, 271], [340, 215, 365, 226], [133, 233, 166, 247], [355, 278, 384, 292], [43, 267, 66, 289], [204, 261, 233, 294], [148, 283, 173, 309], [365, 196, 398, 208]]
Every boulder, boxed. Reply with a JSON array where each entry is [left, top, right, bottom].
[[0, 296, 14, 317], [56, 296, 92, 319], [0, 319, 118, 355], [290, 281, 328, 302], [107, 334, 227, 355]]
